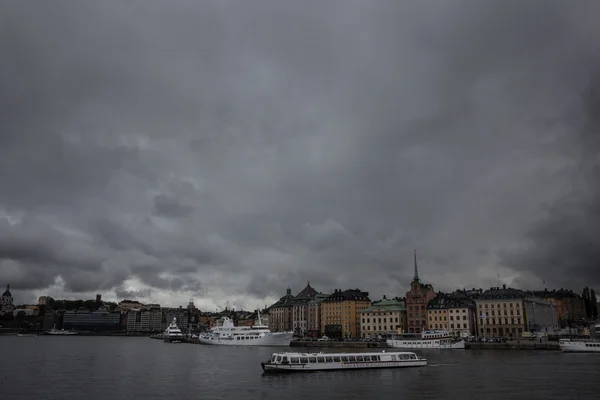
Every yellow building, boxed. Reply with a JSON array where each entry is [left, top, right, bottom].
[[360, 296, 407, 338], [320, 289, 371, 339]]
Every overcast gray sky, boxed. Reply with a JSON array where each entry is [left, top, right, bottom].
[[1, 0, 599, 310]]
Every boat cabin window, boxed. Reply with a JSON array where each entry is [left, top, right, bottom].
[[356, 356, 364, 362], [410, 354, 417, 359], [317, 357, 325, 363], [308, 357, 317, 363], [325, 356, 333, 363], [333, 356, 341, 362], [300, 357, 309, 364], [282, 357, 289, 364], [341, 356, 349, 362], [371, 356, 380, 361], [348, 356, 356, 362], [400, 354, 410, 360], [290, 357, 300, 364]]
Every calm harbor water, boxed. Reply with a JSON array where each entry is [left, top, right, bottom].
[[0, 336, 598, 400]]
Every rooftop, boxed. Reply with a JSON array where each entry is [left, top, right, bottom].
[[476, 286, 528, 301], [427, 292, 475, 310], [295, 282, 318, 299], [361, 297, 406, 313], [323, 289, 370, 303]]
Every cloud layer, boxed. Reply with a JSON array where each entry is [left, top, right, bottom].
[[1, 0, 599, 309]]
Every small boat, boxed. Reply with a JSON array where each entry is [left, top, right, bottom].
[[163, 317, 184, 343], [559, 338, 600, 353], [17, 333, 38, 337], [387, 330, 465, 349], [261, 350, 427, 373], [44, 325, 78, 336]]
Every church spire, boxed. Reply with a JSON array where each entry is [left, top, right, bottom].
[[413, 249, 420, 282]]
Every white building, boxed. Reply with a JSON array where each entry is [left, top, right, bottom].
[[360, 297, 407, 338]]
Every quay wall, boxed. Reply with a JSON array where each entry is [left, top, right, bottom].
[[291, 341, 389, 348], [159, 337, 561, 351], [467, 341, 559, 351]]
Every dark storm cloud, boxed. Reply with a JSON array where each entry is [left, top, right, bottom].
[[500, 72, 600, 289], [1, 0, 599, 307]]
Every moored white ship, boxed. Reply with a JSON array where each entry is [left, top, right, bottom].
[[163, 317, 184, 343], [44, 324, 78, 336], [199, 310, 293, 346], [261, 350, 427, 372], [387, 330, 465, 349], [559, 338, 600, 353]]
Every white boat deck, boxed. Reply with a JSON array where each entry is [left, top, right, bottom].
[[261, 350, 427, 372], [559, 338, 600, 353]]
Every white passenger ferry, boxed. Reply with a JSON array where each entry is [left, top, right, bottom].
[[44, 324, 78, 336], [559, 338, 600, 353], [163, 317, 184, 343], [199, 311, 293, 346], [387, 330, 466, 349], [261, 350, 427, 372]]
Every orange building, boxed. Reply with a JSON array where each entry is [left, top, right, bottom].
[[406, 250, 436, 333], [320, 289, 371, 339]]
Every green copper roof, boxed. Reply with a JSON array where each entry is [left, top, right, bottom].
[[360, 298, 406, 313]]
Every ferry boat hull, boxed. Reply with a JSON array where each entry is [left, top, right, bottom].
[[43, 329, 78, 336], [386, 339, 466, 349], [198, 332, 293, 346], [261, 351, 427, 373], [163, 337, 183, 343], [387, 329, 466, 350], [559, 339, 600, 353], [199, 311, 293, 346]]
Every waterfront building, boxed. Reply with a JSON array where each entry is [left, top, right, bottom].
[[405, 251, 437, 333], [523, 296, 559, 333], [291, 282, 319, 336], [474, 286, 526, 338], [117, 300, 144, 313], [1, 284, 14, 315], [63, 306, 121, 332], [427, 291, 477, 337], [360, 296, 407, 338], [38, 296, 52, 306], [268, 287, 295, 332], [12, 308, 36, 317], [474, 285, 559, 338], [320, 289, 371, 339], [531, 289, 586, 327], [307, 293, 330, 336], [141, 305, 163, 332]]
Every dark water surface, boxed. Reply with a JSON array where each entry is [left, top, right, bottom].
[[0, 336, 598, 400]]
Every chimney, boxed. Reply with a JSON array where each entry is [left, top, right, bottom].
[[503, 284, 506, 290]]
